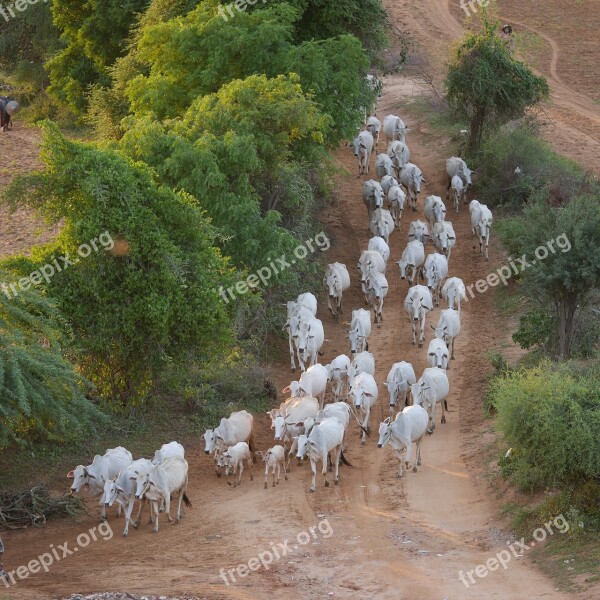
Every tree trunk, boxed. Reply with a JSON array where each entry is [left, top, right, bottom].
[[469, 106, 486, 151], [557, 295, 578, 359]]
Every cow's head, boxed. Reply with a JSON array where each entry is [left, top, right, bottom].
[[377, 418, 392, 448], [296, 435, 310, 459], [428, 343, 448, 370]]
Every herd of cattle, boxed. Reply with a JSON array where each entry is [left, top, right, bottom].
[[65, 100, 496, 533]]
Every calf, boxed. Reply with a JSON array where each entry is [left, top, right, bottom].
[[257, 446, 287, 489], [451, 175, 465, 212], [432, 221, 456, 263], [411, 368, 450, 433], [369, 208, 395, 243], [470, 200, 493, 260], [221, 442, 254, 487]]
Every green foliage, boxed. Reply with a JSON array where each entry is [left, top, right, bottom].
[[491, 363, 600, 491], [0, 274, 101, 447], [445, 18, 549, 149], [512, 310, 555, 353], [119, 74, 329, 273], [2, 123, 233, 403], [267, 0, 387, 56], [0, 1, 61, 106], [474, 124, 584, 208], [46, 0, 151, 113]]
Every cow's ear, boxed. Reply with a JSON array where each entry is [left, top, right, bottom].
[[66, 469, 75, 478]]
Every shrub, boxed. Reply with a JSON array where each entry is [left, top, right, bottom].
[[491, 363, 600, 491]]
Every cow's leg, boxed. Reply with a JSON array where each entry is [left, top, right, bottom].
[[99, 496, 107, 521], [415, 435, 423, 468], [248, 457, 253, 481], [288, 332, 296, 372], [133, 499, 144, 528], [418, 314, 425, 347], [451, 336, 456, 360], [441, 399, 447, 424], [323, 452, 330, 487], [361, 406, 370, 445], [309, 458, 317, 493], [333, 446, 341, 485], [123, 497, 135, 537], [264, 465, 269, 489], [395, 449, 404, 478], [152, 500, 160, 533]]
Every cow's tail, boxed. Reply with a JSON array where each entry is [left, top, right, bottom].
[[340, 451, 352, 467], [183, 493, 192, 508]]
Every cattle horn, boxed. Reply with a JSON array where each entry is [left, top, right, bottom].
[[83, 467, 89, 477], [430, 325, 436, 330]]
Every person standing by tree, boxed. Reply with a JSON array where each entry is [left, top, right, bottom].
[[0, 96, 20, 132], [500, 24, 515, 52]]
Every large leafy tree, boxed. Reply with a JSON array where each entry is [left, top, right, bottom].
[[3, 123, 233, 402], [46, 0, 151, 113], [119, 74, 330, 272], [445, 18, 549, 150], [0, 277, 101, 446], [500, 194, 600, 359]]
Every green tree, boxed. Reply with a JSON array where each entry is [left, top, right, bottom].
[[46, 0, 151, 113], [499, 194, 600, 359], [3, 123, 233, 403], [119, 74, 330, 272], [0, 274, 101, 446], [445, 19, 549, 150]]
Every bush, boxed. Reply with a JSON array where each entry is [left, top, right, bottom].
[[491, 363, 600, 491], [474, 123, 586, 209]]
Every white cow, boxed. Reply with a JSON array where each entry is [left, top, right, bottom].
[[366, 115, 381, 146], [271, 396, 319, 468], [404, 285, 433, 347], [256, 446, 287, 489], [349, 372, 378, 444], [432, 308, 461, 361], [380, 175, 399, 196], [203, 410, 255, 465], [442, 277, 466, 313], [387, 140, 410, 177], [135, 456, 191, 533], [284, 293, 317, 371], [68, 447, 132, 520], [368, 236, 390, 263], [424, 195, 447, 230], [384, 361, 416, 417], [349, 351, 376, 380], [369, 208, 395, 243], [221, 442, 254, 487], [400, 163, 427, 211], [451, 175, 465, 213], [396, 240, 425, 284], [408, 219, 429, 245], [446, 157, 474, 200], [363, 179, 385, 222], [293, 317, 325, 372], [365, 271, 388, 326], [104, 458, 154, 536], [376, 153, 394, 178], [427, 338, 449, 370], [383, 114, 409, 143], [283, 363, 328, 409], [432, 221, 456, 262], [387, 185, 406, 228], [296, 417, 347, 492], [411, 368, 450, 433], [315, 401, 351, 431], [423, 252, 448, 306], [323, 262, 350, 320], [347, 308, 371, 355], [470, 200, 493, 260], [352, 130, 374, 176], [377, 404, 429, 477], [325, 354, 351, 402], [151, 442, 185, 465], [357, 249, 386, 298]]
